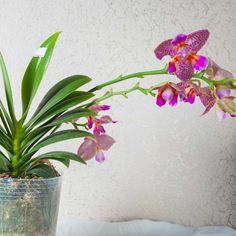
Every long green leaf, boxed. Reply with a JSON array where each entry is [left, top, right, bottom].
[[0, 53, 15, 122], [0, 130, 12, 153], [46, 108, 96, 127], [19, 129, 92, 168], [21, 115, 63, 156], [0, 107, 11, 136], [0, 100, 13, 132], [22, 126, 52, 151], [31, 91, 94, 127], [27, 75, 92, 127], [21, 32, 61, 116], [0, 151, 9, 173], [31, 129, 92, 153], [30, 151, 86, 167]]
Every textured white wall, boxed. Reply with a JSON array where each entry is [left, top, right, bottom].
[[0, 0, 235, 227]]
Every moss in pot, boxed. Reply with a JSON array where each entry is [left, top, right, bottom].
[[0, 30, 235, 235]]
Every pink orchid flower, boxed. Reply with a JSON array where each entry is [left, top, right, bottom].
[[88, 115, 116, 135], [87, 104, 116, 135], [206, 58, 234, 98], [198, 86, 236, 121], [216, 96, 236, 121], [77, 134, 115, 163], [156, 82, 184, 107], [198, 87, 216, 115], [89, 104, 110, 112], [178, 82, 200, 104], [155, 29, 209, 81]]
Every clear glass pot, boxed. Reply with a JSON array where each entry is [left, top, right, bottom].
[[0, 176, 62, 236]]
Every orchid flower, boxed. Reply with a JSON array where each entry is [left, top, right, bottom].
[[206, 58, 234, 98], [155, 29, 209, 81], [77, 134, 115, 163], [198, 86, 236, 121], [215, 96, 236, 121], [178, 82, 200, 104], [78, 104, 116, 162], [87, 104, 116, 135], [155, 82, 184, 107]]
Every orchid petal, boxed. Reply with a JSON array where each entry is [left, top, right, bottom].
[[94, 125, 106, 135], [87, 116, 93, 129], [156, 94, 166, 107], [199, 87, 215, 107], [186, 29, 209, 52], [217, 96, 236, 115], [216, 106, 227, 122], [215, 69, 234, 81], [216, 85, 231, 99], [168, 61, 176, 73], [169, 92, 178, 106], [77, 138, 97, 161], [154, 39, 173, 60], [100, 105, 110, 110], [187, 89, 196, 104], [201, 100, 215, 116], [171, 34, 187, 45], [162, 87, 174, 102], [97, 134, 115, 150], [100, 115, 114, 124], [95, 150, 106, 163], [176, 61, 194, 81], [193, 55, 208, 71], [90, 104, 110, 112]]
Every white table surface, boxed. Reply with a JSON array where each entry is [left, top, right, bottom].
[[56, 219, 236, 236]]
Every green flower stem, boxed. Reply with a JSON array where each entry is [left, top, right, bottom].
[[193, 71, 235, 87], [83, 67, 236, 109], [94, 83, 153, 103], [89, 66, 235, 94], [89, 66, 169, 92]]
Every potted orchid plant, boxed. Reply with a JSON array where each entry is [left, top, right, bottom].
[[0, 29, 235, 236]]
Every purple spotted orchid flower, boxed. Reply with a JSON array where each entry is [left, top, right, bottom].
[[78, 104, 116, 162], [87, 104, 116, 135], [206, 58, 234, 98], [78, 134, 115, 163], [178, 82, 199, 104], [197, 59, 236, 120], [198, 86, 236, 121], [215, 96, 236, 121], [155, 29, 209, 81], [156, 82, 184, 107]]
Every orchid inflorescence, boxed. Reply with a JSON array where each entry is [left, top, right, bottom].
[[154, 29, 235, 120], [77, 105, 116, 163], [77, 29, 235, 163], [0, 29, 234, 178]]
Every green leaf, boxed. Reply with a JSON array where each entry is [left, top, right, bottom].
[[30, 151, 86, 167], [21, 115, 62, 156], [32, 91, 94, 127], [22, 126, 52, 151], [30, 129, 93, 153], [0, 100, 13, 132], [27, 75, 92, 126], [21, 32, 61, 116], [46, 108, 96, 127], [0, 129, 12, 153], [27, 164, 57, 178], [0, 151, 9, 173], [0, 53, 15, 122]]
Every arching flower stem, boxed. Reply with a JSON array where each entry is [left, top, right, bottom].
[[89, 66, 235, 95]]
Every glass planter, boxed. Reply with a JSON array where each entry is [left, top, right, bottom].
[[0, 176, 62, 236]]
